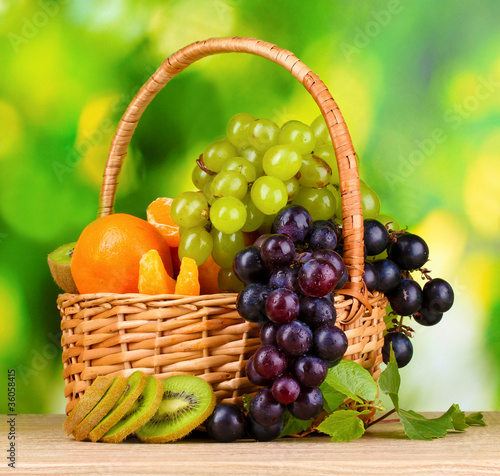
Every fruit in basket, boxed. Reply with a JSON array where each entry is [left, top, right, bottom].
[[388, 233, 429, 270], [47, 242, 79, 293], [101, 375, 163, 443], [175, 257, 200, 295], [139, 250, 176, 295], [205, 403, 246, 443], [71, 214, 173, 294], [89, 371, 148, 442], [73, 377, 128, 441], [198, 255, 222, 294], [136, 375, 215, 443], [147, 197, 181, 248]]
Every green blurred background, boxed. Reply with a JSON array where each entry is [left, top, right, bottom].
[[0, 0, 499, 413]]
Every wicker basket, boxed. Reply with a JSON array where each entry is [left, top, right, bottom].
[[58, 36, 387, 416]]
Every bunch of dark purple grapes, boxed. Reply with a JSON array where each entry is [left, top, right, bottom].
[[362, 219, 455, 368], [232, 205, 349, 441]]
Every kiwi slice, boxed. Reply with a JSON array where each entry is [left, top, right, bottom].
[[73, 376, 128, 441], [47, 242, 78, 293], [136, 375, 215, 443], [63, 376, 113, 436], [101, 375, 163, 443], [88, 371, 148, 442]]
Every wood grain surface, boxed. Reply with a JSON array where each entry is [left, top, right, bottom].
[[1, 413, 499, 475]]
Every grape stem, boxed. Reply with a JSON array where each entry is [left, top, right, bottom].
[[419, 267, 433, 280], [196, 155, 216, 176], [389, 227, 409, 242], [365, 408, 398, 429]]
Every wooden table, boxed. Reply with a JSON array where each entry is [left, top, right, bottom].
[[2, 413, 499, 475]]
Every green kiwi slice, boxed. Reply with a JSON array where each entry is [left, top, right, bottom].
[[101, 375, 163, 443], [47, 242, 78, 293], [88, 371, 148, 442], [136, 375, 215, 443], [73, 376, 128, 441], [63, 376, 113, 436]]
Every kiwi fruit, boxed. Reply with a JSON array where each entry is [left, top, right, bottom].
[[63, 376, 113, 436], [101, 375, 163, 443], [88, 371, 148, 442], [73, 376, 128, 441], [47, 242, 79, 293], [136, 375, 216, 443]]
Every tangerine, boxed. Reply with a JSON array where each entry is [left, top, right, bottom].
[[139, 250, 176, 295], [198, 255, 221, 294], [147, 197, 181, 248], [71, 213, 173, 294], [175, 257, 200, 296]]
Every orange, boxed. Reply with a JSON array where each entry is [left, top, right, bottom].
[[175, 257, 200, 296], [139, 250, 176, 295], [71, 213, 173, 294], [243, 231, 260, 247], [146, 197, 181, 248], [198, 255, 221, 294]]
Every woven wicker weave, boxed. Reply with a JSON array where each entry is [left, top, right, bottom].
[[58, 36, 387, 415]]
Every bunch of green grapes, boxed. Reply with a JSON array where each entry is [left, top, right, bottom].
[[171, 112, 383, 292]]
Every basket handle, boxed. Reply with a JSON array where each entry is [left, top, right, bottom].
[[98, 36, 366, 300]]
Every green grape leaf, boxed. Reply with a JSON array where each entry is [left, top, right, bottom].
[[279, 411, 313, 438], [324, 360, 377, 404], [319, 382, 346, 413], [448, 404, 469, 431], [317, 410, 370, 442], [242, 394, 252, 412], [465, 412, 486, 427], [378, 347, 400, 410], [398, 408, 455, 441]]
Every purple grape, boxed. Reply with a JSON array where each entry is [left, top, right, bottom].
[[387, 279, 422, 316], [246, 355, 272, 386], [253, 345, 288, 379], [293, 356, 327, 387], [372, 259, 401, 293], [205, 403, 246, 443], [253, 234, 271, 248], [363, 261, 380, 292], [313, 325, 348, 362], [364, 219, 390, 256], [249, 388, 285, 427], [288, 386, 324, 421], [237, 283, 271, 325], [269, 267, 300, 293], [312, 249, 346, 276], [265, 288, 300, 324], [233, 246, 271, 284], [298, 296, 336, 329], [388, 233, 429, 270], [276, 321, 313, 356], [413, 306, 443, 326], [271, 374, 301, 404], [309, 226, 337, 252], [423, 278, 454, 313], [260, 322, 279, 346], [382, 332, 413, 368], [273, 206, 313, 243], [298, 258, 340, 297], [260, 234, 296, 269], [246, 414, 283, 442], [312, 219, 337, 233], [335, 266, 348, 290]]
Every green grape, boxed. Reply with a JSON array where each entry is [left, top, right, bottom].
[[171, 191, 209, 228], [218, 267, 244, 293], [262, 145, 302, 181], [191, 165, 212, 191], [203, 179, 216, 205], [327, 184, 341, 217], [292, 186, 336, 221], [310, 115, 330, 148], [250, 176, 288, 215], [284, 177, 300, 200], [360, 180, 381, 219], [210, 171, 248, 200], [226, 113, 255, 148], [221, 157, 257, 183], [211, 229, 245, 268], [238, 146, 264, 176], [278, 121, 316, 154], [298, 154, 332, 188], [258, 212, 277, 235], [210, 196, 247, 234], [249, 118, 280, 152], [314, 145, 339, 185], [334, 185, 343, 219], [376, 214, 400, 231], [203, 139, 237, 173], [241, 195, 265, 232], [178, 226, 213, 265]]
